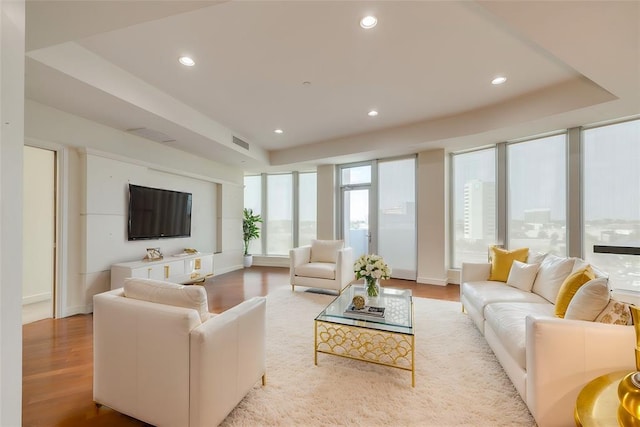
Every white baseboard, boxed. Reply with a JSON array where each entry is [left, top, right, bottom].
[[60, 304, 92, 318], [23, 292, 52, 305], [252, 256, 289, 268], [416, 277, 448, 286]]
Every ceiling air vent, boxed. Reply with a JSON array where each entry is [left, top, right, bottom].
[[126, 127, 176, 143], [232, 136, 249, 150]]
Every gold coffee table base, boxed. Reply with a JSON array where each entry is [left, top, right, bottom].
[[314, 320, 415, 387]]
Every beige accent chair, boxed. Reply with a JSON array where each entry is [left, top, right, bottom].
[[93, 278, 266, 427], [290, 239, 354, 294]]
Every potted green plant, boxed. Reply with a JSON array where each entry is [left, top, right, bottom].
[[242, 208, 262, 267]]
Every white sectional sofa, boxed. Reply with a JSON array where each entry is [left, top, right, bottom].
[[460, 250, 636, 427]]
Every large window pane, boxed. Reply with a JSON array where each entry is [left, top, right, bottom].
[[583, 120, 640, 291], [267, 174, 293, 255], [244, 175, 262, 255], [298, 172, 317, 247], [452, 149, 496, 267], [378, 158, 416, 279], [341, 165, 371, 185], [507, 135, 567, 255]]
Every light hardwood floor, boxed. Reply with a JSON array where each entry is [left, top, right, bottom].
[[22, 266, 460, 427]]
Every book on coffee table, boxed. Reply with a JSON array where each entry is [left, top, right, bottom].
[[344, 304, 385, 319]]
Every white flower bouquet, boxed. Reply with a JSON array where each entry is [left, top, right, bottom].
[[354, 254, 391, 297]]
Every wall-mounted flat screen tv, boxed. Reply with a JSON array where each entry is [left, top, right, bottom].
[[128, 184, 192, 240]]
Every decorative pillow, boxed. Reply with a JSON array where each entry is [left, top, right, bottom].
[[595, 299, 633, 325], [554, 266, 595, 318], [570, 258, 590, 274], [124, 278, 210, 322], [310, 240, 344, 263], [564, 278, 610, 321], [527, 252, 547, 265], [531, 254, 576, 303], [488, 246, 529, 282], [506, 260, 540, 292]]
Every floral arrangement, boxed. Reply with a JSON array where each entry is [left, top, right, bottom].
[[354, 254, 391, 297]]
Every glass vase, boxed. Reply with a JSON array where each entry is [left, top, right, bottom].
[[365, 277, 380, 297]]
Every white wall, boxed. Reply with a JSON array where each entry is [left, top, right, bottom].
[[81, 152, 221, 309], [25, 100, 245, 316], [316, 164, 336, 239], [417, 149, 448, 286], [23, 146, 54, 323], [0, 0, 25, 424]]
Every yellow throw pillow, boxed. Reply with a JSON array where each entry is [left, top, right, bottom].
[[488, 246, 529, 282], [554, 266, 595, 318]]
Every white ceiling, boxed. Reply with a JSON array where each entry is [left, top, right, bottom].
[[25, 1, 640, 172]]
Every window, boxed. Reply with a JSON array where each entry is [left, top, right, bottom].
[[378, 158, 416, 279], [451, 148, 496, 267], [583, 119, 640, 291], [243, 175, 262, 255], [298, 172, 317, 247], [507, 134, 567, 256], [244, 172, 317, 256], [267, 174, 293, 255]]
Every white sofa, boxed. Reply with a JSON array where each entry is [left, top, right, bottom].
[[93, 278, 266, 427], [460, 253, 636, 427], [290, 239, 354, 294]]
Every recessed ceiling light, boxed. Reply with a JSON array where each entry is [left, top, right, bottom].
[[179, 56, 195, 67], [368, 110, 378, 117], [274, 129, 284, 134], [491, 76, 507, 85], [360, 16, 377, 29]]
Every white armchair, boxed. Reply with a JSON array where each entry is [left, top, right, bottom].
[[93, 278, 266, 427], [290, 239, 354, 294]]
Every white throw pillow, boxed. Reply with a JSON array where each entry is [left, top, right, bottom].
[[310, 240, 344, 263], [124, 277, 210, 322], [570, 258, 590, 274], [564, 277, 610, 321], [506, 260, 540, 292], [531, 254, 576, 303], [527, 252, 547, 265]]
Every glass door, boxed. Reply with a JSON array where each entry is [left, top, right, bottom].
[[342, 187, 370, 261], [340, 164, 374, 261]]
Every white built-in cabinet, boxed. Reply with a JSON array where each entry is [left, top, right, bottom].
[[110, 253, 214, 289]]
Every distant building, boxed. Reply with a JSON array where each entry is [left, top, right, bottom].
[[524, 208, 551, 225], [463, 180, 496, 240]]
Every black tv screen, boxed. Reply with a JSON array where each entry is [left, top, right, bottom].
[[128, 184, 192, 240]]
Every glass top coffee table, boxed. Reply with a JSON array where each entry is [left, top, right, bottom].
[[314, 284, 415, 386]]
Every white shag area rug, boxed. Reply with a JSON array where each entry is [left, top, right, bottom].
[[221, 287, 536, 427]]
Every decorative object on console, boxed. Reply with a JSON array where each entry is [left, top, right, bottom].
[[145, 247, 162, 261], [354, 253, 391, 297], [243, 208, 263, 268]]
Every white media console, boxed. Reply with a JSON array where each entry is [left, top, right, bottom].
[[110, 252, 214, 289]]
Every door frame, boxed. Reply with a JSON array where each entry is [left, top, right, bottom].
[[337, 160, 378, 255]]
